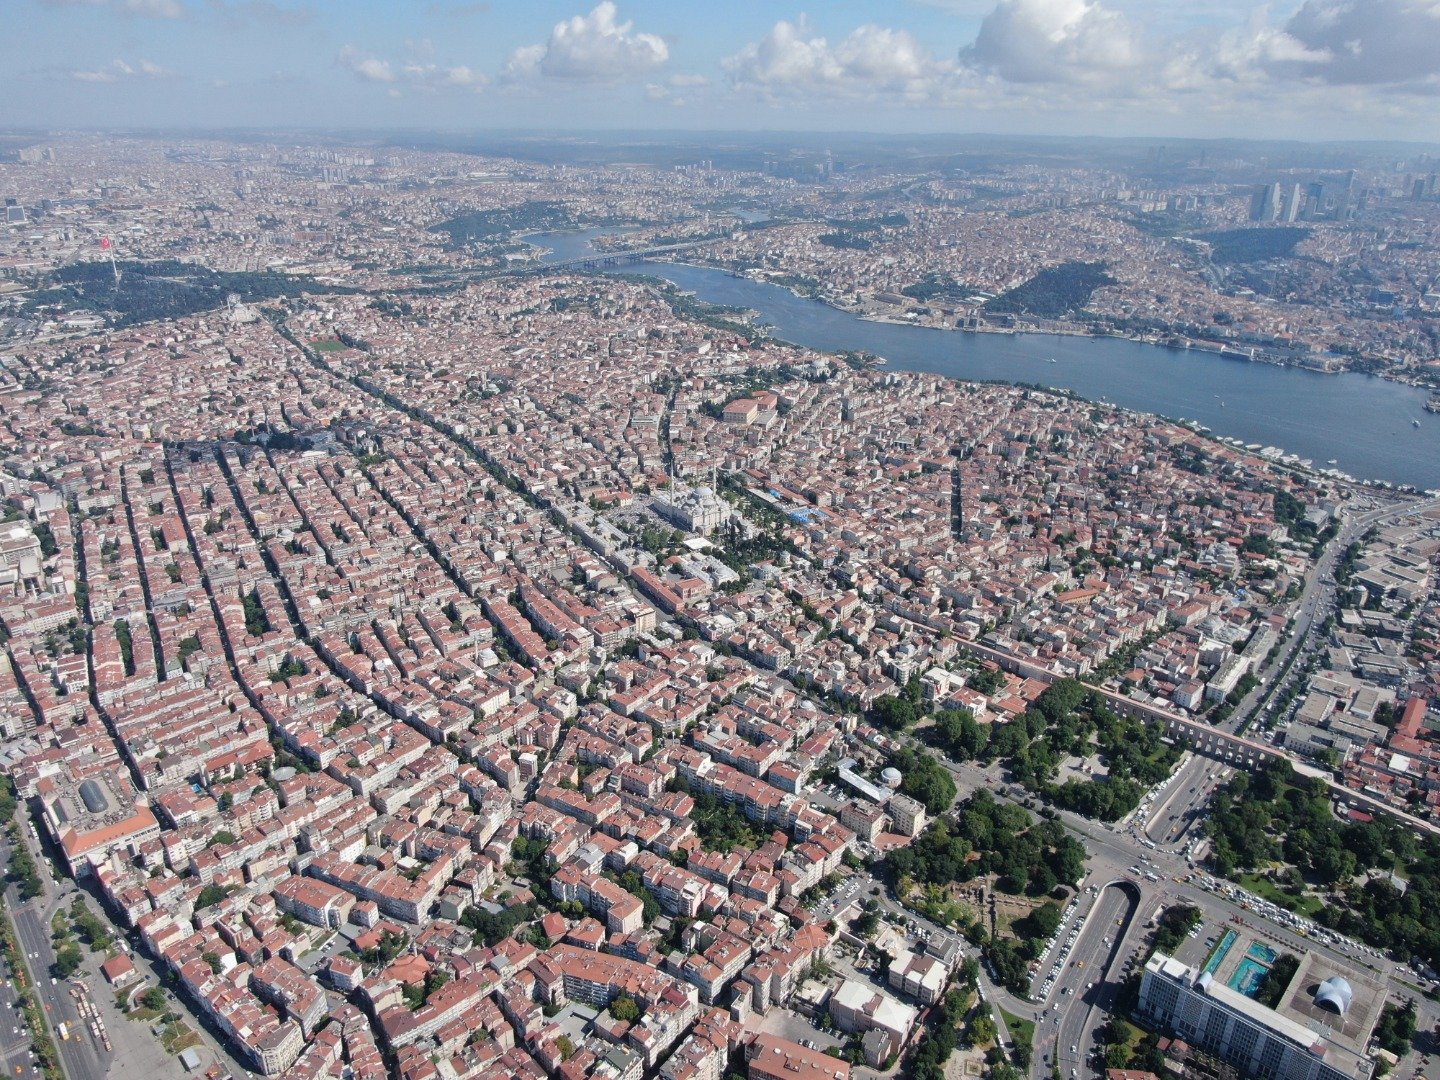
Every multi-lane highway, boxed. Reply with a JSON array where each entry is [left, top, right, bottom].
[[1221, 492, 1440, 740], [1, 833, 109, 1080], [1047, 884, 1138, 1080], [0, 968, 43, 1080], [1143, 756, 1233, 849]]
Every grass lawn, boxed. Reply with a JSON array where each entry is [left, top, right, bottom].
[[1000, 1008, 1035, 1054], [161, 1020, 202, 1054], [309, 338, 346, 352], [1236, 873, 1324, 917]]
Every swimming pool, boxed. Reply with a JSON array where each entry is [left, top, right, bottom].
[[1229, 957, 1269, 997], [1246, 942, 1278, 965], [1204, 930, 1237, 975]]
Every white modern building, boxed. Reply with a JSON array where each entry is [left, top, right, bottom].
[[1140, 951, 1378, 1080]]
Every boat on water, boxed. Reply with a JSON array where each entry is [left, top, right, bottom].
[[1327, 459, 1338, 465], [1046, 357, 1057, 363], [1414, 419, 1422, 428]]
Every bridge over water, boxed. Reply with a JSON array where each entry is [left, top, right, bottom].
[[505, 239, 714, 275]]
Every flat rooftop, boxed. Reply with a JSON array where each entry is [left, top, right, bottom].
[[1154, 920, 1389, 1078], [1277, 951, 1387, 1061]]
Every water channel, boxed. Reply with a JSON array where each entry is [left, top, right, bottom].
[[524, 229, 1440, 490]]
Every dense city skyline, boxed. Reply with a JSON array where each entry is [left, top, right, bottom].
[[4, 5, 1440, 1078], [7, 0, 1440, 141]]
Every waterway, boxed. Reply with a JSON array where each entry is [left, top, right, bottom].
[[525, 229, 1440, 491]]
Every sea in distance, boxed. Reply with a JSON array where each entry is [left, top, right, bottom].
[[526, 229, 1440, 491]]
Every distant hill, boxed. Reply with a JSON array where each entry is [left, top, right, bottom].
[[1196, 227, 1309, 264], [985, 261, 1116, 318]]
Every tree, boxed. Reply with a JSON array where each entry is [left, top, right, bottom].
[[968, 666, 1005, 695], [869, 695, 917, 731], [935, 708, 990, 760], [959, 957, 980, 990], [197, 883, 230, 909], [1375, 1000, 1417, 1057], [52, 944, 82, 979], [967, 1014, 997, 1048], [610, 995, 641, 1022], [242, 588, 271, 636], [1021, 901, 1063, 940], [892, 747, 957, 814]]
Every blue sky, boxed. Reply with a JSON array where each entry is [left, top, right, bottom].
[[7, 0, 1440, 141]]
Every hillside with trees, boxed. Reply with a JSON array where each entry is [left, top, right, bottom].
[[985, 261, 1115, 317]]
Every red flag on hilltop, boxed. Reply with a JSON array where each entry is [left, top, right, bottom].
[[99, 236, 112, 250]]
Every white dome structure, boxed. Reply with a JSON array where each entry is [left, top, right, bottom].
[[880, 767, 903, 788], [1315, 976, 1354, 1016]]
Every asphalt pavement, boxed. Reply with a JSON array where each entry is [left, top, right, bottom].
[[4, 872, 108, 1080], [1046, 885, 1135, 1080], [0, 971, 43, 1080]]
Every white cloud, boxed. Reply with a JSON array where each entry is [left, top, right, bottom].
[[714, 0, 1440, 129], [46, 0, 186, 16], [724, 19, 955, 100], [959, 0, 1141, 84], [1259, 0, 1440, 88], [124, 0, 184, 14], [503, 45, 546, 79], [337, 45, 488, 91], [208, 0, 314, 25], [71, 57, 168, 81], [643, 73, 708, 106], [1154, 0, 1440, 103], [401, 63, 489, 88], [337, 46, 395, 83], [504, 2, 667, 81]]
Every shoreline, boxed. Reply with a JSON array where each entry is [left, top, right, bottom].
[[618, 256, 1439, 494], [649, 257, 1440, 393]]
